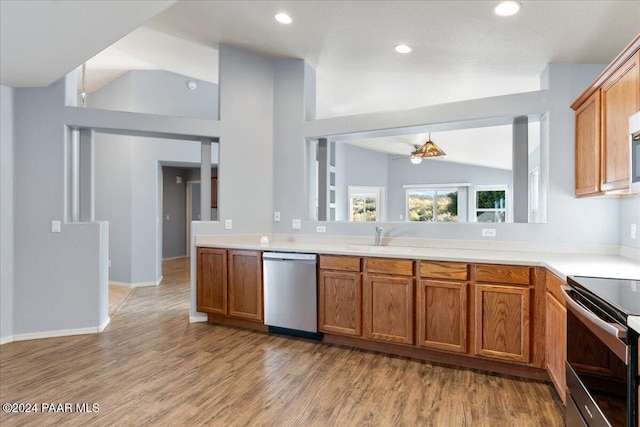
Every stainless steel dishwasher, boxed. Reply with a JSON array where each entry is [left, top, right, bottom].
[[263, 252, 320, 339]]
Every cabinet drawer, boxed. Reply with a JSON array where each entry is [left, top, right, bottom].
[[546, 271, 566, 306], [366, 258, 414, 276], [475, 264, 530, 286], [319, 255, 362, 272], [420, 261, 468, 281]]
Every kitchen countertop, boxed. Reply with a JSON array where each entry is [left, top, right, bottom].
[[195, 234, 640, 331]]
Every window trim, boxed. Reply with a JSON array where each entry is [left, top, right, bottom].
[[473, 184, 510, 223], [403, 183, 469, 223], [347, 185, 385, 222]]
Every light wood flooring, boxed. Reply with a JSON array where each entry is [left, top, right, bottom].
[[0, 257, 564, 426], [108, 284, 132, 317]]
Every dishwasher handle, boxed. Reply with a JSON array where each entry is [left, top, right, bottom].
[[263, 252, 317, 262]]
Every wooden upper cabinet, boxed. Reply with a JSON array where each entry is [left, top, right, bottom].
[[575, 90, 602, 196], [572, 35, 640, 196], [227, 250, 263, 321], [196, 248, 227, 315], [474, 283, 531, 363], [364, 274, 415, 345], [318, 270, 362, 336], [601, 51, 640, 192]]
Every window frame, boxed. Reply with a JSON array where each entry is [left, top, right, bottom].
[[473, 184, 510, 223], [347, 185, 385, 222], [403, 183, 469, 223]]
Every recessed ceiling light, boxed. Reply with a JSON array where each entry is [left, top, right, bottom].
[[494, 1, 521, 16], [275, 13, 292, 24], [395, 44, 412, 54]]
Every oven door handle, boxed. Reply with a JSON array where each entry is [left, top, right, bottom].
[[560, 285, 626, 340]]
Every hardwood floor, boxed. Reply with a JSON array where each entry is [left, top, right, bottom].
[[108, 284, 132, 317], [0, 257, 564, 426]]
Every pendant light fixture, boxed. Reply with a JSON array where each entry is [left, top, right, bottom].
[[410, 133, 446, 163], [79, 62, 89, 107]]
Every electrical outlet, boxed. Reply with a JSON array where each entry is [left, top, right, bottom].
[[274, 211, 281, 222], [51, 220, 61, 233], [481, 228, 496, 237], [316, 225, 326, 233], [632, 223, 637, 239], [225, 219, 232, 230], [292, 219, 302, 229]]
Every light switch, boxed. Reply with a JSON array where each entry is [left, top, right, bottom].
[[274, 211, 281, 222], [51, 220, 61, 233]]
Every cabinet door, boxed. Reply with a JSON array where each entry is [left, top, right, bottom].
[[364, 275, 414, 345], [475, 284, 530, 363], [318, 270, 362, 336], [418, 279, 467, 353], [228, 250, 263, 321], [545, 292, 566, 404], [601, 51, 640, 192], [196, 248, 227, 315], [575, 90, 602, 196], [211, 177, 218, 209]]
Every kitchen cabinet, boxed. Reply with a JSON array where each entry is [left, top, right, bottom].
[[545, 272, 567, 404], [363, 258, 415, 345], [196, 247, 263, 324], [196, 248, 227, 314], [318, 255, 363, 336], [600, 51, 640, 192], [474, 265, 531, 363], [228, 250, 263, 321], [572, 35, 640, 196], [417, 261, 469, 353], [211, 177, 218, 209], [574, 91, 602, 196]]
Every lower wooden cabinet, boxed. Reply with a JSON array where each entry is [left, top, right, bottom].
[[228, 250, 263, 321], [196, 248, 227, 314], [418, 279, 468, 353], [196, 247, 263, 323], [364, 273, 415, 345], [545, 273, 567, 404], [474, 283, 531, 363], [318, 270, 362, 336]]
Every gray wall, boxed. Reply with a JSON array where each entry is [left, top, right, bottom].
[[95, 135, 132, 284], [162, 166, 187, 259], [387, 159, 512, 222], [335, 143, 389, 221], [1, 85, 14, 341], [88, 70, 218, 120], [90, 70, 218, 285], [13, 79, 107, 335], [620, 197, 640, 249]]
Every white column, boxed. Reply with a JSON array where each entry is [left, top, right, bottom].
[[79, 128, 95, 222]]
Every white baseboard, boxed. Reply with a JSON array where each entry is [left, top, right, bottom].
[[13, 326, 102, 342], [189, 312, 208, 323], [109, 276, 163, 288], [98, 316, 111, 332], [0, 335, 14, 345]]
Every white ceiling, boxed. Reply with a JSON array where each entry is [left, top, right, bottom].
[[2, 1, 638, 169]]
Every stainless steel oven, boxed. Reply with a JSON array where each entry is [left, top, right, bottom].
[[562, 276, 639, 427]]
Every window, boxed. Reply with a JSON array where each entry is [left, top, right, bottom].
[[405, 187, 459, 222], [475, 185, 508, 223], [348, 186, 384, 221]]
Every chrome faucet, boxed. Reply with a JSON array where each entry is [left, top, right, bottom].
[[374, 226, 384, 246]]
